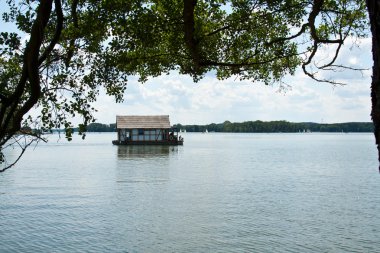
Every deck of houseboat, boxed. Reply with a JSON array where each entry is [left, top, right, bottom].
[[112, 139, 183, 146]]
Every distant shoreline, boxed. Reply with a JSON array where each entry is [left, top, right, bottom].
[[173, 121, 374, 133], [72, 121, 373, 133]]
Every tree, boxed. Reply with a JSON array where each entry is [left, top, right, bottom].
[[367, 0, 380, 171], [0, 0, 371, 172], [0, 0, 128, 171]]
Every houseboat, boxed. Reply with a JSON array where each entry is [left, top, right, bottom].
[[112, 115, 184, 145]]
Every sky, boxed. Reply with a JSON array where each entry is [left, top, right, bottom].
[[92, 37, 373, 125], [0, 2, 373, 126]]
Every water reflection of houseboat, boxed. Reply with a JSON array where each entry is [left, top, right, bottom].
[[112, 115, 184, 145], [117, 145, 173, 158]]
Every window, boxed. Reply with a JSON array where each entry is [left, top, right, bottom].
[[138, 129, 144, 135]]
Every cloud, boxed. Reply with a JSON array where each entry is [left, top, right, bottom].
[[91, 60, 372, 125], [22, 36, 371, 126]]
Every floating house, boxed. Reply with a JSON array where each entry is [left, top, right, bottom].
[[112, 115, 183, 145]]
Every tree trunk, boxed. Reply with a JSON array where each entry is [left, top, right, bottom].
[[367, 0, 380, 171]]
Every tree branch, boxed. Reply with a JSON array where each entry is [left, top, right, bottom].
[[66, 0, 79, 67], [38, 0, 63, 65], [0, 135, 43, 173], [0, 0, 54, 146], [183, 0, 200, 68]]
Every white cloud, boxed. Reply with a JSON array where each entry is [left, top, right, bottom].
[[92, 60, 372, 125], [22, 37, 371, 126]]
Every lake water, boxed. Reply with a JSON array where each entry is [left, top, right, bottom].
[[0, 132, 379, 252]]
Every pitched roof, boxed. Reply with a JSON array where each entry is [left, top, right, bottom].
[[116, 115, 171, 129]]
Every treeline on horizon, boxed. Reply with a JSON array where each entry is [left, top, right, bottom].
[[173, 121, 373, 133], [82, 121, 373, 133]]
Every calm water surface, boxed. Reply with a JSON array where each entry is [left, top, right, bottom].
[[0, 133, 379, 252]]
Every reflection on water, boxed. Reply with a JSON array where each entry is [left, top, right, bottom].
[[1, 133, 379, 252], [117, 145, 178, 159]]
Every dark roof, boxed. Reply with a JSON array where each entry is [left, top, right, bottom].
[[116, 115, 171, 129]]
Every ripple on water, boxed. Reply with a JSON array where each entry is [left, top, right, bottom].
[[0, 133, 379, 252]]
